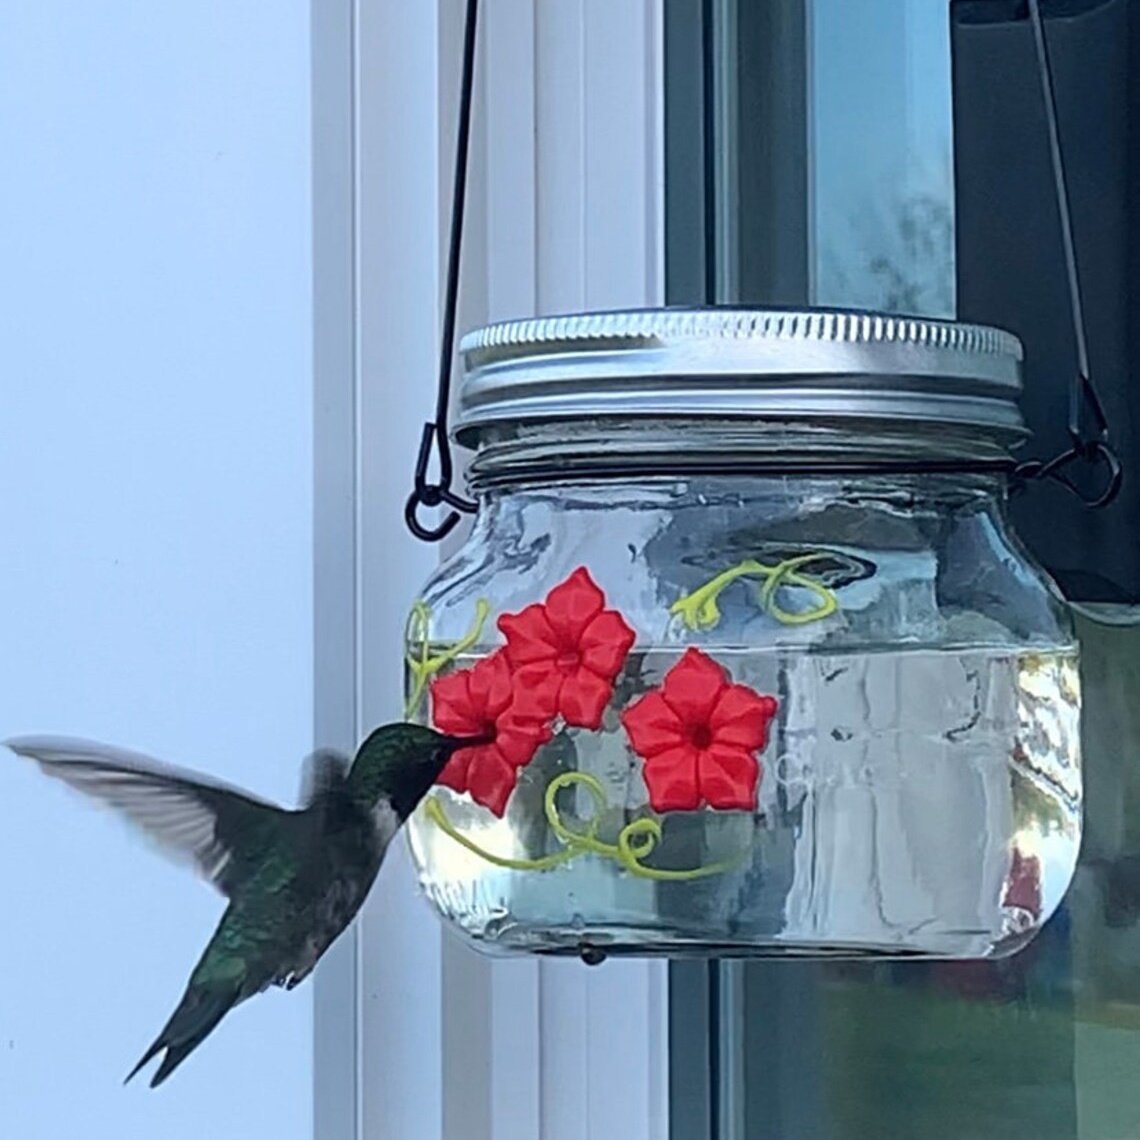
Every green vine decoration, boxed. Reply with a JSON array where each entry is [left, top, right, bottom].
[[405, 598, 491, 719], [425, 772, 747, 882], [670, 553, 840, 631]]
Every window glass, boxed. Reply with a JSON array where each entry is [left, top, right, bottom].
[[666, 3, 1140, 1136]]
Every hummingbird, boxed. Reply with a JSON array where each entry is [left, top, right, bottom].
[[5, 723, 484, 1087]]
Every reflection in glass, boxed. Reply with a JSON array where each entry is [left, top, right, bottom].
[[810, 0, 955, 317]]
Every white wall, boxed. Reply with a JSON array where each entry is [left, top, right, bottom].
[[0, 4, 314, 1137]]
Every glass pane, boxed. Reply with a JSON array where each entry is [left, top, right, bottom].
[[668, 0, 956, 315], [666, 1, 1140, 1136], [810, 0, 955, 316]]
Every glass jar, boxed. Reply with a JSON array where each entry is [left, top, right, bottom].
[[403, 309, 1081, 960]]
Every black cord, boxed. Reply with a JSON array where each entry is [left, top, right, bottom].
[[1012, 0, 1123, 509], [406, 0, 480, 543]]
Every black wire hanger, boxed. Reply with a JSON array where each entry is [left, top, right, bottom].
[[405, 0, 1122, 542], [405, 0, 480, 543], [1012, 0, 1122, 509]]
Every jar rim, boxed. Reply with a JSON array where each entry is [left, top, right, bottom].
[[463, 419, 1019, 492]]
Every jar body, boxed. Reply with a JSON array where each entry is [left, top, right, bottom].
[[404, 472, 1080, 959]]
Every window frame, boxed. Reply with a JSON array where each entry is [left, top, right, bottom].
[[312, 4, 670, 1138]]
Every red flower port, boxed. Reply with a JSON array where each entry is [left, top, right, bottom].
[[621, 648, 778, 813], [430, 651, 552, 816], [498, 567, 636, 730]]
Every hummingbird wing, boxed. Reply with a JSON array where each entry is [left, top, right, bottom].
[[5, 735, 293, 898], [298, 747, 350, 805]]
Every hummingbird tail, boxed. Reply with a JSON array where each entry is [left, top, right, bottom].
[[125, 979, 243, 1088]]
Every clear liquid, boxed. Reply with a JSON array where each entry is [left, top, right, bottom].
[[406, 645, 1081, 959]]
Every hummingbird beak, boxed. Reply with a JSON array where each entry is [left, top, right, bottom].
[[442, 730, 495, 752]]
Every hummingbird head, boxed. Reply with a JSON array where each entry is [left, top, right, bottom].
[[347, 722, 490, 821]]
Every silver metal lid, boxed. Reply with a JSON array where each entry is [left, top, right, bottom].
[[455, 307, 1026, 445]]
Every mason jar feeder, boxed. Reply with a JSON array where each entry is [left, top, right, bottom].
[[402, 308, 1082, 960]]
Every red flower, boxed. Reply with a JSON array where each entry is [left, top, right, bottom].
[[621, 648, 778, 812], [430, 652, 552, 816], [498, 567, 636, 730]]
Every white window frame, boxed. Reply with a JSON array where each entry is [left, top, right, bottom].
[[312, 3, 668, 1138]]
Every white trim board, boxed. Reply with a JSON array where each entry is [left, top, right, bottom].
[[311, 1, 361, 1137]]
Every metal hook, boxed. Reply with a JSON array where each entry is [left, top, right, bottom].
[[405, 492, 462, 544], [1015, 438, 1123, 510]]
